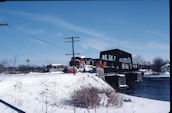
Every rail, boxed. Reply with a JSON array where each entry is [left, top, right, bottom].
[[0, 99, 25, 113]]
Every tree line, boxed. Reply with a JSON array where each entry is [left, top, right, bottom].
[[0, 56, 170, 74], [133, 55, 169, 72], [0, 57, 46, 74]]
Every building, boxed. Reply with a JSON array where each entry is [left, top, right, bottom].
[[46, 64, 67, 72], [161, 63, 170, 72]]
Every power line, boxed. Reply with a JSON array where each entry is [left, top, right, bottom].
[[0, 23, 8, 26], [6, 25, 71, 52], [65, 36, 80, 75], [0, 23, 42, 57], [13, 35, 37, 55]]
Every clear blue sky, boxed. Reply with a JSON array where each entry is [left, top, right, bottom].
[[0, 0, 169, 66]]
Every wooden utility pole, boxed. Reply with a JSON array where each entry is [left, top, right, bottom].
[[65, 37, 80, 75], [26, 58, 30, 73]]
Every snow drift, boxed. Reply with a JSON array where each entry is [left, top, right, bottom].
[[0, 72, 170, 113]]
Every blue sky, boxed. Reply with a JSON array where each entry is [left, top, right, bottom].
[[0, 0, 169, 66]]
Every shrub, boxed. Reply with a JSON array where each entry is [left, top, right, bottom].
[[70, 87, 123, 108], [106, 92, 123, 107], [71, 87, 100, 108]]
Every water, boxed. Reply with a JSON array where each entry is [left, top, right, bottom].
[[121, 77, 170, 101]]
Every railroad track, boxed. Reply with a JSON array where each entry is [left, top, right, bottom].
[[0, 99, 25, 113]]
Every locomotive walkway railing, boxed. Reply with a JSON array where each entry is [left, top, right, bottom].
[[0, 99, 25, 113]]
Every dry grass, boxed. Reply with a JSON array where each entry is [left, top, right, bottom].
[[106, 91, 123, 107], [70, 87, 123, 108], [71, 87, 99, 108]]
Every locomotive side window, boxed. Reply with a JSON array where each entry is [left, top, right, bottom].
[[102, 54, 116, 61], [119, 57, 132, 69], [122, 63, 129, 69], [119, 57, 131, 63], [113, 56, 116, 61], [109, 54, 113, 61], [102, 54, 107, 60]]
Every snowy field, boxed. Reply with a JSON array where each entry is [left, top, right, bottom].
[[0, 72, 170, 113]]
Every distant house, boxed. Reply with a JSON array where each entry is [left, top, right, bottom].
[[46, 64, 67, 72], [161, 63, 170, 72], [133, 64, 142, 70], [133, 64, 138, 69], [139, 69, 153, 75]]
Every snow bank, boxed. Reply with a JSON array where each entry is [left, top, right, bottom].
[[120, 93, 170, 113], [0, 72, 170, 113], [0, 72, 112, 113]]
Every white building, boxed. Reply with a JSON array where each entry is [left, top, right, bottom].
[[161, 63, 170, 72]]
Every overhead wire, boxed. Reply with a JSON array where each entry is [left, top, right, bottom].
[[13, 34, 37, 56], [0, 26, 51, 60], [7, 25, 71, 52]]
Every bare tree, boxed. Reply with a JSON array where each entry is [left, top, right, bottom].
[[0, 59, 9, 67], [146, 61, 151, 66], [133, 55, 146, 65], [152, 57, 165, 72], [164, 59, 170, 64], [12, 56, 17, 67], [0, 63, 4, 73]]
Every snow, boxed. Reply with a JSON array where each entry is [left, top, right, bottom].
[[50, 64, 63, 66], [119, 94, 170, 113], [144, 72, 170, 78], [161, 64, 170, 72], [117, 74, 125, 77], [119, 85, 128, 88], [0, 72, 170, 113], [84, 65, 95, 72], [139, 69, 148, 72], [139, 69, 153, 75], [81, 56, 86, 58], [0, 103, 18, 113], [105, 73, 125, 77], [163, 71, 170, 75]]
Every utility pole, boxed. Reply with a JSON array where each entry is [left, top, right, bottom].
[[26, 58, 30, 73], [65, 37, 80, 75]]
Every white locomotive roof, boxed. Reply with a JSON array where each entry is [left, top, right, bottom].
[[51, 64, 63, 66]]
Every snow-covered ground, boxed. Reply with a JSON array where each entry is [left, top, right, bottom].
[[144, 72, 170, 77], [139, 69, 153, 75], [0, 72, 170, 113], [139, 68, 170, 77]]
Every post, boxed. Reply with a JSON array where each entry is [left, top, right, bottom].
[[72, 37, 75, 75], [26, 58, 30, 73], [65, 36, 80, 75]]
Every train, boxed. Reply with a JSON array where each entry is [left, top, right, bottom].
[[69, 49, 143, 89]]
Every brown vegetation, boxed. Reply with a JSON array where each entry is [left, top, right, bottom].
[[70, 87, 123, 108]]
